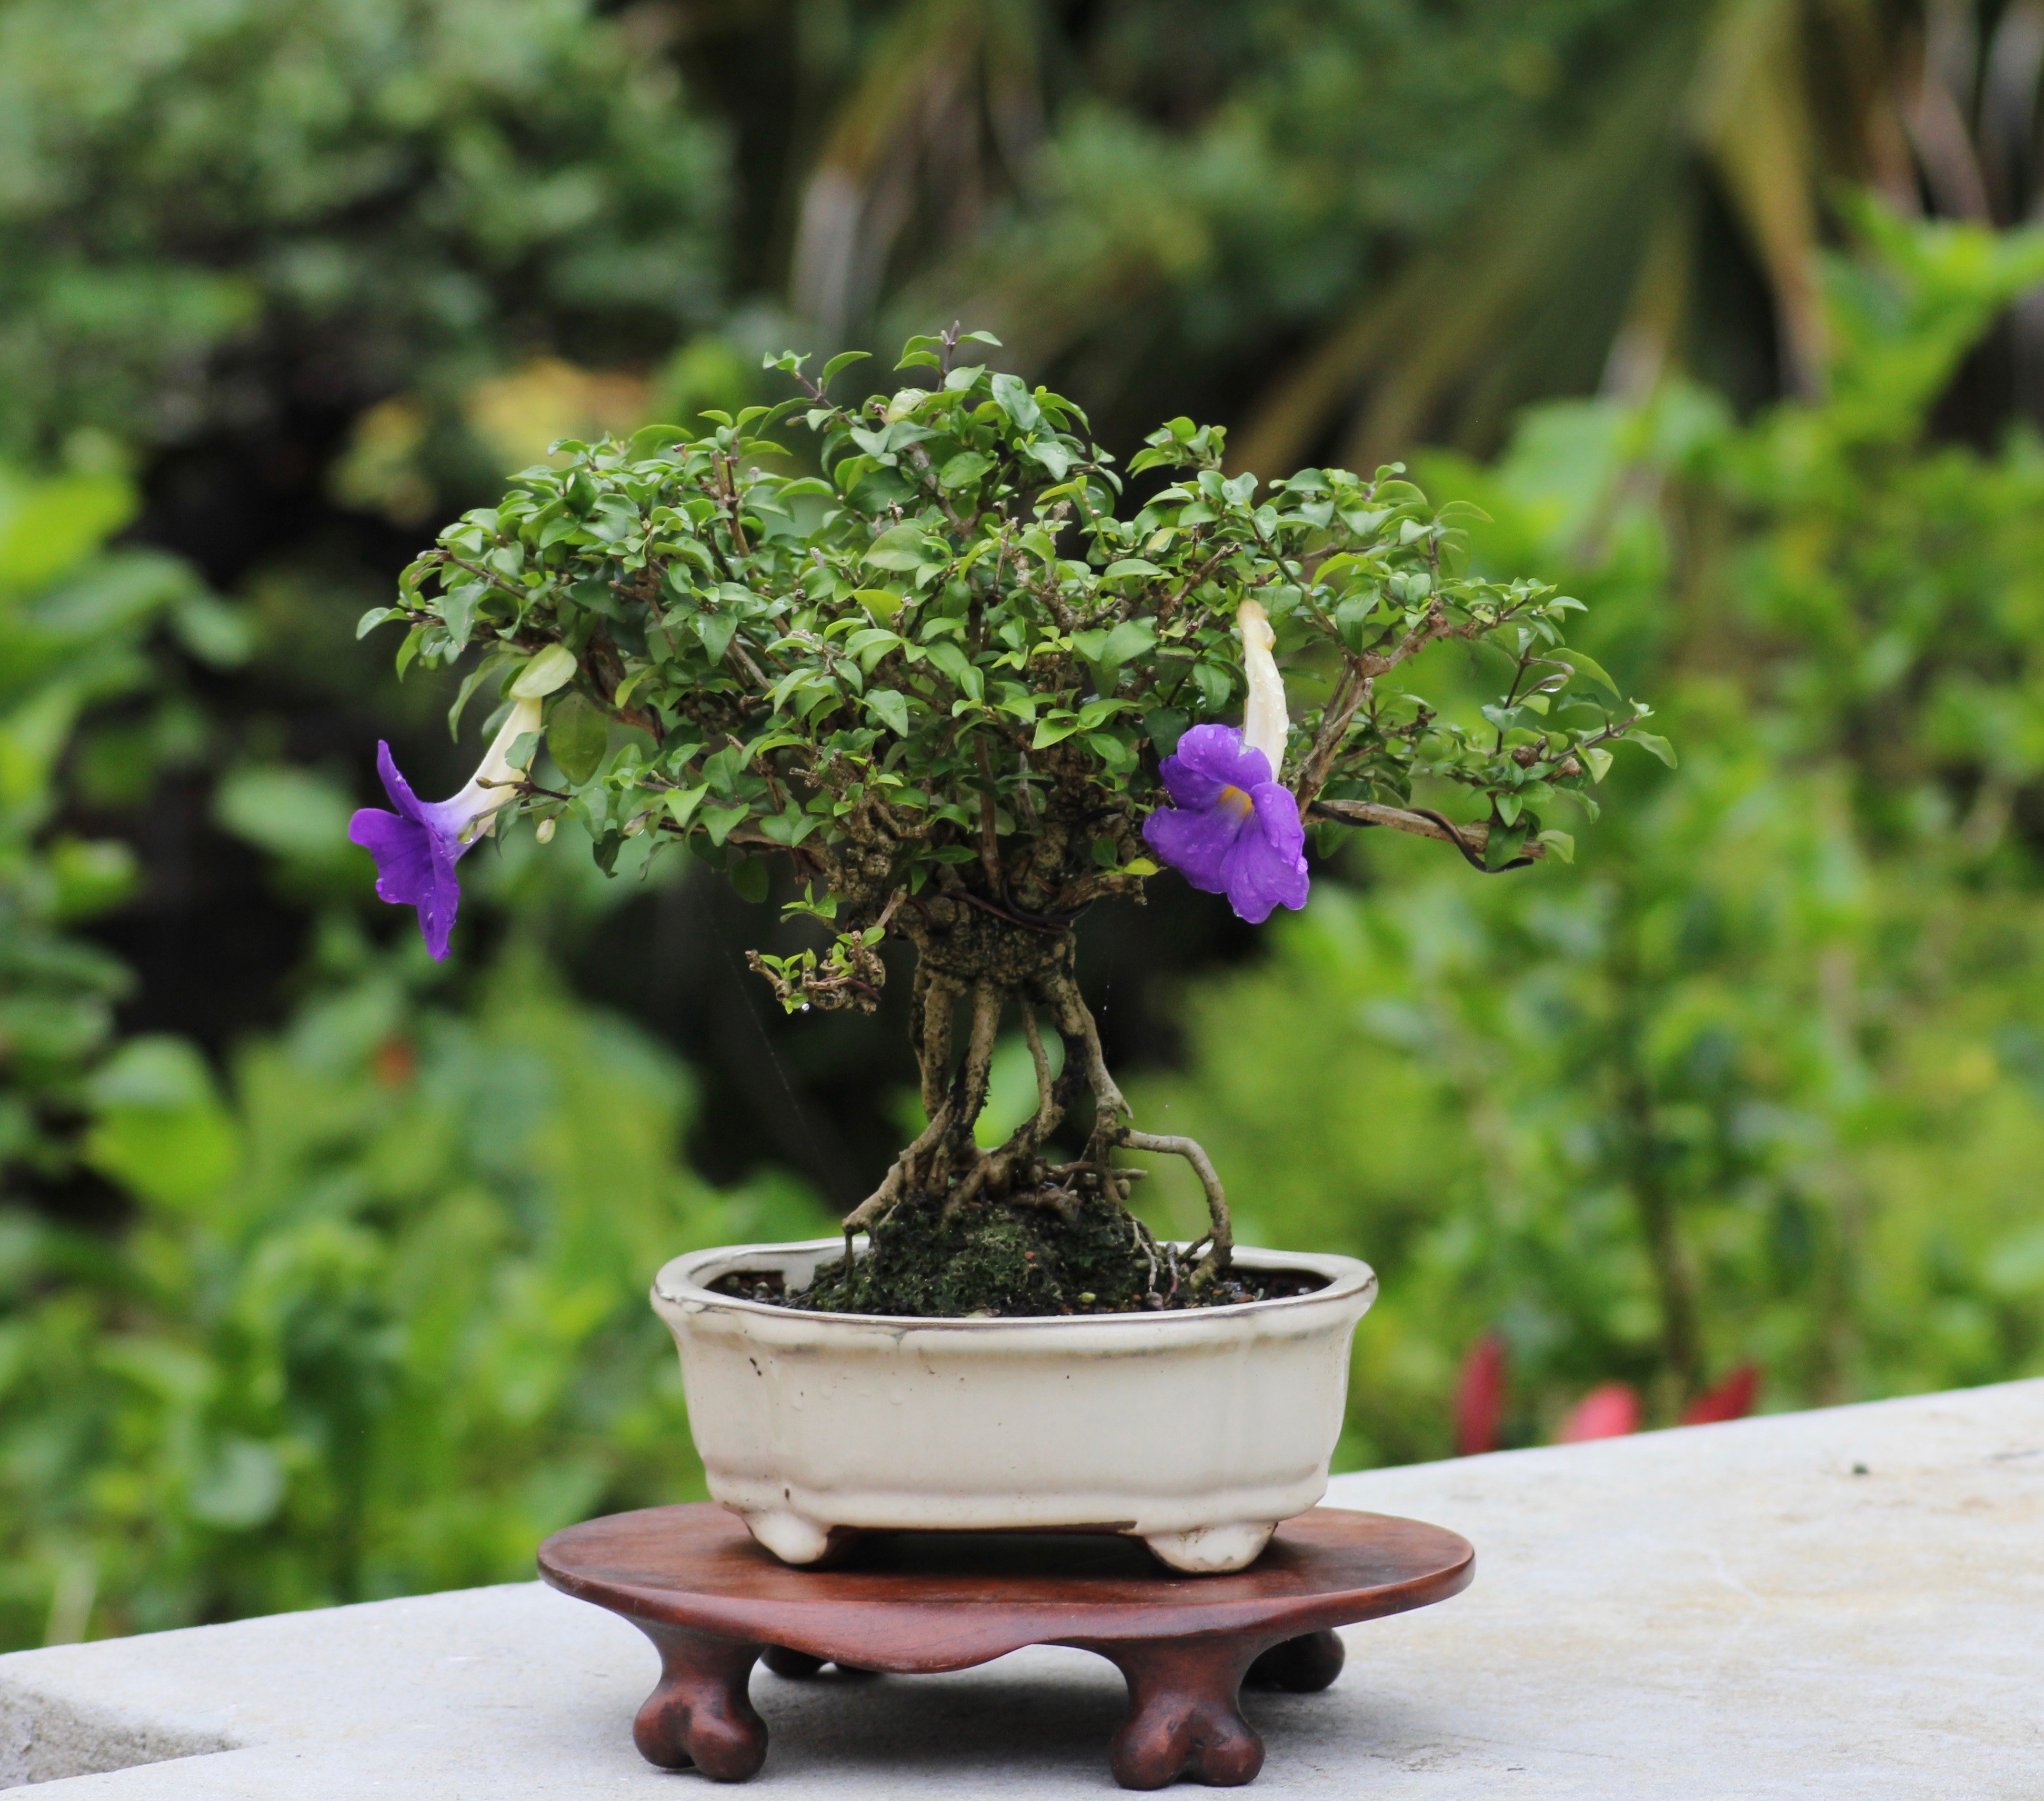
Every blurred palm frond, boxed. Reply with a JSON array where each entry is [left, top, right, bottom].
[[789, 0, 1044, 340], [756, 1, 2044, 468], [1231, 0, 2044, 471]]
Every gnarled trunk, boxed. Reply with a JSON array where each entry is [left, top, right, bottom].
[[837, 901, 1234, 1302]]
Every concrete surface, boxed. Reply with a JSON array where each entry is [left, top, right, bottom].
[[1, 1379, 2037, 1798]]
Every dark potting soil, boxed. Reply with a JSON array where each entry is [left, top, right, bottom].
[[704, 1190, 1330, 1319]]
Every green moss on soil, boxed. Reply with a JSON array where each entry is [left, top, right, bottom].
[[789, 1190, 1286, 1317]]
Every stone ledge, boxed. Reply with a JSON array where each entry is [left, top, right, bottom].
[[2, 1378, 2037, 1798]]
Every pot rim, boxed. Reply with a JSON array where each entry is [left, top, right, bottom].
[[654, 1235, 1376, 1331]]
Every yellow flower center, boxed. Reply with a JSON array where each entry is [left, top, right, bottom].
[[1219, 784, 1255, 818]]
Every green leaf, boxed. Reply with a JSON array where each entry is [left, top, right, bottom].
[[938, 451, 991, 490], [990, 372, 1043, 432], [1085, 731, 1134, 769], [512, 645, 578, 698], [216, 766, 354, 867], [355, 606, 396, 640], [866, 689, 911, 736], [1628, 731, 1678, 768], [82, 1037, 241, 1214], [1102, 559, 1164, 580], [394, 624, 425, 680], [1536, 829, 1575, 863], [1146, 708, 1189, 755], [627, 423, 690, 456], [547, 693, 609, 785], [1189, 661, 1232, 711], [729, 857, 770, 903], [1582, 746, 1614, 783], [695, 612, 739, 663], [922, 641, 979, 696], [758, 808, 818, 846], [863, 524, 935, 572], [1025, 438, 1074, 480], [1031, 715, 1081, 749], [703, 803, 749, 848], [821, 349, 871, 385], [447, 656, 508, 739], [1100, 620, 1157, 665], [664, 785, 710, 832], [1483, 820, 1530, 871], [1550, 648, 1625, 701]]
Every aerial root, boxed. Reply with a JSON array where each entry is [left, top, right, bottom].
[[1115, 1129, 1234, 1287]]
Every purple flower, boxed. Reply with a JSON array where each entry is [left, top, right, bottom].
[[1142, 724, 1310, 924], [347, 697, 542, 960]]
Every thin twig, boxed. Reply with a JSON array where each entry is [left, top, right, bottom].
[[1307, 797, 1543, 871], [1292, 662, 1371, 809]]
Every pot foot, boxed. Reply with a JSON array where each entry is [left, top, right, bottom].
[[738, 1508, 863, 1567], [1141, 1521, 1276, 1574]]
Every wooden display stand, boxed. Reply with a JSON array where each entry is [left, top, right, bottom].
[[538, 1503, 1472, 1789]]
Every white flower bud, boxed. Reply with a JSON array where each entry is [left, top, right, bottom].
[[1237, 598, 1289, 778], [447, 696, 544, 842]]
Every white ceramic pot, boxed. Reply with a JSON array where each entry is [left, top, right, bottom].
[[650, 1236, 1377, 1574]]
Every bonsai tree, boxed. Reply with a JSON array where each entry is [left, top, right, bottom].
[[350, 327, 1666, 1316]]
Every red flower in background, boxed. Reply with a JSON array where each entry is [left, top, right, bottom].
[[1455, 1341, 1760, 1453], [1556, 1382, 1640, 1442], [1454, 1333, 1509, 1456], [1681, 1363, 1761, 1425]]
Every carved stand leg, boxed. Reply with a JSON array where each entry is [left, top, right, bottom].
[[629, 1622, 767, 1780], [1094, 1637, 1266, 1790], [760, 1645, 881, 1681], [1244, 1629, 1346, 1694]]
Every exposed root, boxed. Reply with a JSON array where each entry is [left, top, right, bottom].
[[947, 1000, 1072, 1214], [837, 929, 1236, 1306], [1042, 967, 1129, 1158], [1130, 1208, 1159, 1299], [841, 1102, 952, 1239], [939, 983, 1003, 1219], [914, 968, 960, 1121], [1117, 1129, 1234, 1286], [1006, 1185, 1080, 1223], [1019, 1002, 1057, 1143]]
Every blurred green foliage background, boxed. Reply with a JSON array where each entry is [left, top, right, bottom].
[[8, 0, 2044, 1648]]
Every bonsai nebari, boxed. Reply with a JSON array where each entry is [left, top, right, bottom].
[[350, 328, 1667, 1317]]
